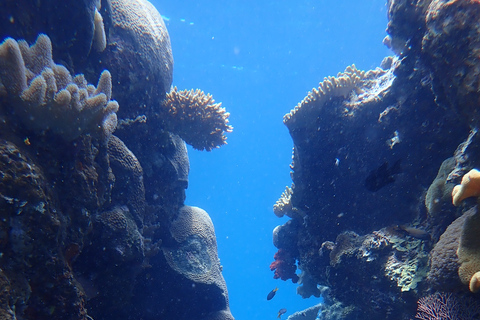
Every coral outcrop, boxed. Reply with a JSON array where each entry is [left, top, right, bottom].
[[0, 1, 235, 320], [270, 0, 480, 318], [0, 34, 118, 141], [159, 87, 233, 151], [98, 0, 173, 120], [452, 169, 480, 206]]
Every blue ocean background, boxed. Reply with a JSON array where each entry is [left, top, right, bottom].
[[153, 1, 391, 319]]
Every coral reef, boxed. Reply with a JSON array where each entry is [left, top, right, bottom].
[[158, 87, 233, 151], [0, 34, 118, 141], [0, 1, 234, 320], [270, 1, 480, 318]]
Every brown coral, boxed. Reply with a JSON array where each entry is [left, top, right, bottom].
[[0, 34, 118, 141], [159, 87, 233, 151]]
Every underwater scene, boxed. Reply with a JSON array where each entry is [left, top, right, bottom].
[[1, 0, 480, 319]]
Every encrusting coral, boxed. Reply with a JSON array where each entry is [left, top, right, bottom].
[[159, 87, 233, 151], [452, 169, 480, 206], [457, 208, 480, 293], [0, 33, 118, 141]]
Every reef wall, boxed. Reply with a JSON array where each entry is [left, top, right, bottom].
[[274, 1, 480, 319], [0, 1, 233, 320]]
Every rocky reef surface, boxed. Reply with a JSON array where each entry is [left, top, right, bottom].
[[272, 0, 480, 319], [0, 1, 233, 320]]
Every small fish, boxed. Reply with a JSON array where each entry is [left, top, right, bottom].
[[277, 308, 287, 319], [395, 225, 430, 240], [267, 287, 278, 300], [365, 159, 402, 192]]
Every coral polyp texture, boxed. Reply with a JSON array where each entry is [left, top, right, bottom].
[[160, 87, 233, 151], [0, 34, 118, 141], [457, 208, 480, 293]]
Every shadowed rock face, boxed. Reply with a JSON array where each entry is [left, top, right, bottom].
[[0, 0, 99, 70]]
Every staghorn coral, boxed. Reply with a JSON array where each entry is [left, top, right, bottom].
[[0, 34, 118, 141], [457, 207, 480, 293], [452, 169, 480, 206], [159, 87, 233, 151]]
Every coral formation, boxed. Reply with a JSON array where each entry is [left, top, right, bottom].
[[457, 207, 480, 293], [0, 1, 234, 319], [273, 185, 294, 218], [0, 34, 118, 141], [108, 134, 145, 226], [422, 0, 480, 126], [270, 248, 299, 283], [426, 210, 472, 291], [99, 0, 173, 120], [414, 292, 480, 320], [159, 87, 233, 151], [452, 169, 480, 206], [425, 157, 455, 216], [164, 206, 225, 285]]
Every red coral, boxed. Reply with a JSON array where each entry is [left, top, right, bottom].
[[270, 248, 299, 283]]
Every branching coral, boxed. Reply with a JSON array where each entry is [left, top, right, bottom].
[[159, 87, 232, 151], [0, 34, 118, 141], [270, 248, 299, 283], [273, 185, 294, 218], [415, 292, 480, 320], [283, 65, 366, 130]]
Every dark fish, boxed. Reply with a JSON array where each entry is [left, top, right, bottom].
[[277, 308, 287, 319], [395, 225, 430, 240], [365, 159, 402, 192], [267, 287, 278, 300]]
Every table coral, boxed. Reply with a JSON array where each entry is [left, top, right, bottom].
[[0, 34, 118, 141]]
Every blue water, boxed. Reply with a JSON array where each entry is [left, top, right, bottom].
[[153, 1, 391, 319]]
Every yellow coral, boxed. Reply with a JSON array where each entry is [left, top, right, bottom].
[[452, 169, 480, 206]]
